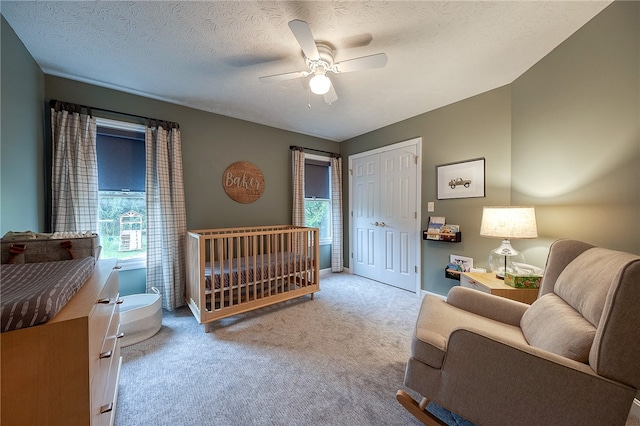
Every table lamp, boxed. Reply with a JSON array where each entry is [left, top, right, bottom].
[[480, 206, 538, 279]]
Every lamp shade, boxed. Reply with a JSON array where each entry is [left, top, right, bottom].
[[309, 73, 331, 95], [480, 206, 538, 239]]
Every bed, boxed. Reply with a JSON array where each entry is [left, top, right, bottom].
[[186, 225, 320, 331]]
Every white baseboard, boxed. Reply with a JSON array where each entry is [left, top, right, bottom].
[[421, 289, 446, 300], [320, 268, 351, 277], [319, 267, 351, 277], [631, 398, 640, 418]]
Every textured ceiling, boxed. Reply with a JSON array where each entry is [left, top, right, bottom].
[[1, 1, 611, 142]]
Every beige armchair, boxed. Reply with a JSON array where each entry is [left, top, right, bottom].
[[397, 239, 640, 425]]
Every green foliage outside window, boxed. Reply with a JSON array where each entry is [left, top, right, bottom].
[[98, 192, 146, 259], [305, 199, 331, 241]]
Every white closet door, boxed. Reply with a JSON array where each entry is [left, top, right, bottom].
[[351, 142, 419, 292], [352, 153, 381, 282], [378, 146, 417, 291]]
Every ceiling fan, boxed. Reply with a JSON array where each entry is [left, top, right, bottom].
[[259, 19, 388, 104]]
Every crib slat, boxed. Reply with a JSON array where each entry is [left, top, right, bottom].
[[217, 237, 226, 309]]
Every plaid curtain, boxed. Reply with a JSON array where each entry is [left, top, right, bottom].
[[330, 156, 343, 272], [51, 107, 98, 233], [291, 148, 305, 226], [146, 123, 187, 311]]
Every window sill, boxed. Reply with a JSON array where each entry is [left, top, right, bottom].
[[113, 257, 146, 271]]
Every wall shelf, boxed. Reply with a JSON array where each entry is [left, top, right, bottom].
[[445, 268, 462, 280], [423, 231, 462, 242]]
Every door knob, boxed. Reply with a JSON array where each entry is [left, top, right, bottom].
[[379, 222, 386, 227], [371, 221, 379, 226]]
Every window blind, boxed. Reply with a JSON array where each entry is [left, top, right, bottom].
[[96, 127, 145, 192], [305, 160, 330, 199]]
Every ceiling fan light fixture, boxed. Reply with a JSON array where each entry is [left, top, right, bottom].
[[309, 73, 331, 95]]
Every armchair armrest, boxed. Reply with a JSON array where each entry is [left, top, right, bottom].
[[437, 327, 636, 426], [446, 286, 529, 326]]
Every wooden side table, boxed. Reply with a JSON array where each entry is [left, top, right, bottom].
[[460, 272, 539, 304]]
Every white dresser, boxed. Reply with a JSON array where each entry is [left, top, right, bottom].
[[1, 260, 122, 426]]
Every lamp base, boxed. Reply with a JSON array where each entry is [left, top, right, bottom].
[[488, 239, 525, 279]]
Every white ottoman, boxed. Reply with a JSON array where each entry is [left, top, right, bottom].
[[119, 288, 162, 347]]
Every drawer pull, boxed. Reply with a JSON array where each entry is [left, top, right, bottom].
[[116, 298, 124, 305], [100, 403, 114, 414], [99, 350, 112, 359], [97, 298, 111, 304], [114, 265, 123, 270], [116, 332, 125, 339]]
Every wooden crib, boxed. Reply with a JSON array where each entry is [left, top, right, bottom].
[[186, 225, 320, 331]]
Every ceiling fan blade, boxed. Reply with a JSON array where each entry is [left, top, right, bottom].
[[288, 19, 320, 61], [259, 70, 308, 83], [333, 53, 388, 73], [323, 84, 338, 105]]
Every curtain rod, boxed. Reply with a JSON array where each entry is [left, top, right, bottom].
[[49, 99, 179, 129], [290, 145, 340, 158]]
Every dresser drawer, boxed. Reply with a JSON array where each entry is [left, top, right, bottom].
[[92, 337, 122, 426], [460, 274, 490, 293], [91, 325, 121, 426], [88, 271, 120, 385], [92, 306, 120, 392]]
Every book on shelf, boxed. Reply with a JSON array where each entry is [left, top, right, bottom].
[[449, 254, 473, 272], [426, 216, 445, 239], [440, 224, 459, 235]]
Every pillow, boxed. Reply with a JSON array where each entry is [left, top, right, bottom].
[[521, 294, 596, 363]]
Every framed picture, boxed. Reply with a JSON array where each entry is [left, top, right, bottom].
[[436, 158, 485, 200]]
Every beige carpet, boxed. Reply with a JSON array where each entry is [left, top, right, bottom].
[[115, 273, 425, 426]]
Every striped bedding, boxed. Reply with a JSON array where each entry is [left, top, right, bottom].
[[1, 257, 96, 332], [205, 252, 310, 290]]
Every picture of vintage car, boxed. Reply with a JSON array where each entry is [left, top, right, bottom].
[[449, 177, 471, 189]]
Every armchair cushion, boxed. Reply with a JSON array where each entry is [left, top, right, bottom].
[[554, 248, 632, 326], [446, 286, 528, 326], [520, 293, 596, 362], [412, 294, 527, 369]]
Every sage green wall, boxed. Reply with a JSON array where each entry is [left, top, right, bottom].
[[44, 76, 339, 235], [0, 16, 45, 235], [340, 1, 640, 294], [511, 0, 640, 266], [340, 86, 512, 295]]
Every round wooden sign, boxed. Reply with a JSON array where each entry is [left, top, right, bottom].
[[222, 161, 265, 203]]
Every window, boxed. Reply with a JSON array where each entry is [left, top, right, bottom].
[[304, 155, 332, 245], [96, 118, 146, 261]]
